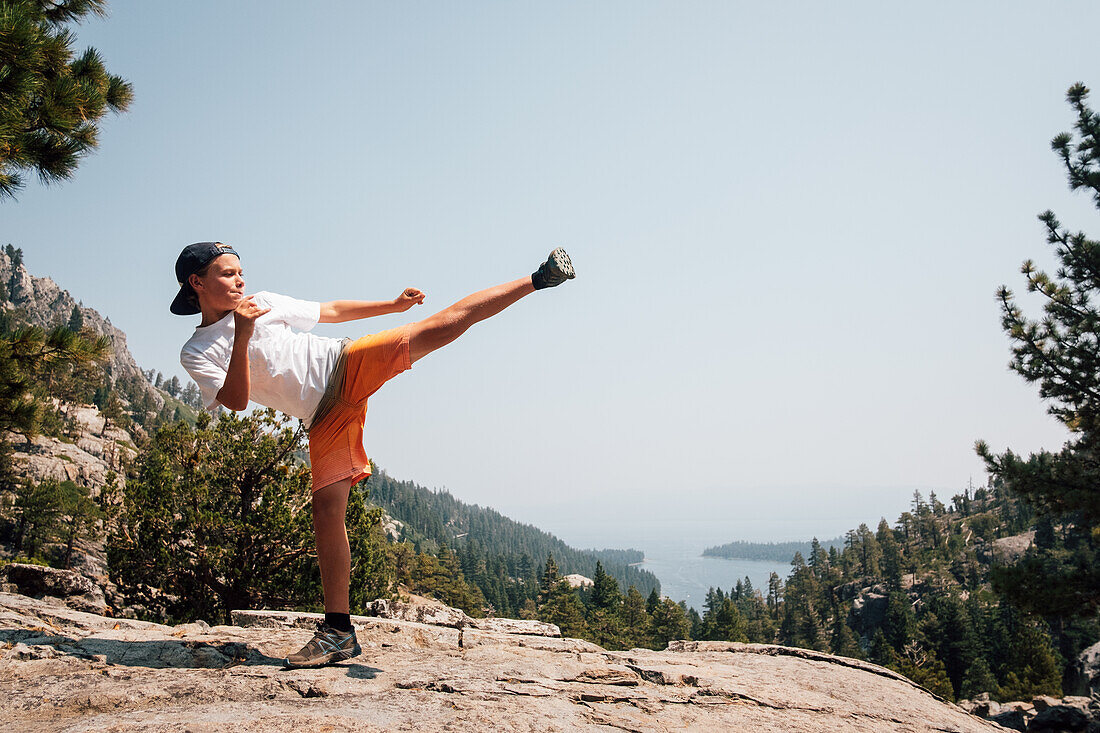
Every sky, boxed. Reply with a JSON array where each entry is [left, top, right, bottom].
[[5, 1, 1098, 550]]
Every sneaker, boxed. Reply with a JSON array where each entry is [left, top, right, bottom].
[[283, 622, 362, 668], [532, 248, 576, 290]]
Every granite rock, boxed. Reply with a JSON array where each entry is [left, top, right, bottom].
[[0, 591, 1005, 732]]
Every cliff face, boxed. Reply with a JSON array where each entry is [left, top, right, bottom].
[[0, 247, 160, 409], [0, 591, 1002, 732]]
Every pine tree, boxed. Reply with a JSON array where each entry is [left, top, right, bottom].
[[714, 597, 748, 642], [0, 0, 134, 198], [649, 597, 691, 649], [883, 590, 918, 652], [58, 478, 102, 568], [586, 606, 626, 650], [345, 482, 393, 612], [645, 587, 660, 616], [921, 594, 981, 699], [896, 645, 954, 700], [808, 537, 828, 577], [10, 477, 66, 558], [876, 519, 904, 589], [869, 628, 897, 667], [766, 572, 782, 617], [830, 617, 862, 659], [960, 658, 998, 700], [538, 554, 560, 603], [976, 83, 1100, 616], [0, 325, 107, 476], [539, 579, 587, 639], [994, 610, 1064, 700], [619, 586, 649, 649], [106, 410, 321, 623], [590, 561, 621, 611]]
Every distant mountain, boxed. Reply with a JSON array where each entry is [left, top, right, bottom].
[[0, 246, 198, 427], [0, 246, 149, 393], [703, 536, 846, 563]]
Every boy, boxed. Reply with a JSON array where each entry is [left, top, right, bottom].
[[172, 242, 574, 667]]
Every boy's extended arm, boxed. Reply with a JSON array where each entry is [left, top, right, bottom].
[[319, 288, 425, 323]]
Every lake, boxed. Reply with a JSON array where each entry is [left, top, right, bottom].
[[638, 545, 791, 610], [550, 516, 836, 612]]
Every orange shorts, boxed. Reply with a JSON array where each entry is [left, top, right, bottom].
[[307, 325, 411, 492]]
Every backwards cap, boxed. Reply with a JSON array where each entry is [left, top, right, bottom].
[[169, 242, 239, 315]]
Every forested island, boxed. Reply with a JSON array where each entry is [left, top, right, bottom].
[[703, 537, 845, 562]]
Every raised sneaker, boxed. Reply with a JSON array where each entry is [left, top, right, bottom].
[[532, 248, 576, 290]]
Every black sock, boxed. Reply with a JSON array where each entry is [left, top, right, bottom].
[[325, 612, 352, 632]]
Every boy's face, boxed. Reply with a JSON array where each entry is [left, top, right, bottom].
[[190, 254, 244, 312]]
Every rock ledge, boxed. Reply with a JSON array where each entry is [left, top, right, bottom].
[[0, 592, 1002, 732]]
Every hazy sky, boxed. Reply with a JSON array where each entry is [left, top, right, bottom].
[[6, 2, 1097, 548]]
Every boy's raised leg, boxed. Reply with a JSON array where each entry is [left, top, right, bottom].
[[409, 248, 574, 363]]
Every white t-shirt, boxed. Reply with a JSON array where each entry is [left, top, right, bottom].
[[179, 291, 344, 426]]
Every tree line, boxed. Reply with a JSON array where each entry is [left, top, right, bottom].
[[703, 536, 845, 562]]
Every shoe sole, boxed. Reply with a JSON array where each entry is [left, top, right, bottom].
[[549, 248, 575, 279], [283, 643, 363, 669]]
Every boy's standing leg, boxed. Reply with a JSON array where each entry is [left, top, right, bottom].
[[313, 479, 355, 618], [283, 477, 361, 668], [285, 249, 574, 668]]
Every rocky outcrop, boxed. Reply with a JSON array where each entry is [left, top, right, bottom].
[[1, 563, 108, 615], [958, 692, 1100, 732], [0, 591, 1004, 732], [8, 405, 134, 493], [357, 595, 560, 637], [0, 248, 154, 396], [1069, 640, 1100, 698], [564, 573, 594, 588], [991, 531, 1036, 564], [847, 582, 889, 635], [2, 403, 134, 611]]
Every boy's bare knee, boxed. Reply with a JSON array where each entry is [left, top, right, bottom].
[[409, 313, 470, 363], [313, 500, 344, 520], [312, 480, 352, 519]]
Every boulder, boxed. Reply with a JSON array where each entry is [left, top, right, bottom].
[[362, 596, 473, 628], [1032, 694, 1061, 711], [1027, 704, 1091, 732], [989, 708, 1028, 731], [469, 616, 560, 637], [958, 695, 1001, 718], [1, 562, 107, 614], [991, 531, 1035, 563], [1060, 696, 1093, 713], [232, 601, 560, 640]]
